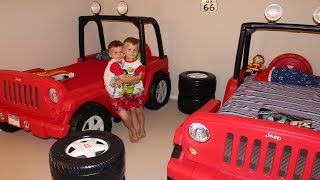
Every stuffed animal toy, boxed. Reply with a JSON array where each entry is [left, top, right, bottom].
[[246, 54, 266, 75]]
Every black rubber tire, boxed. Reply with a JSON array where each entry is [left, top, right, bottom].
[[178, 94, 213, 115], [0, 122, 20, 132], [178, 71, 216, 98], [49, 131, 125, 180], [145, 72, 171, 110], [69, 103, 112, 133]]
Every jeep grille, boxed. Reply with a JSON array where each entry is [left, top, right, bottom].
[[223, 133, 320, 179], [3, 80, 39, 109]]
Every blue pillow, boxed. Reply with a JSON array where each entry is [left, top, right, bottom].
[[95, 50, 109, 60], [270, 67, 318, 87]]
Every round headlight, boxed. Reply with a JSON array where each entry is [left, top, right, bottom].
[[91, 1, 101, 15], [189, 123, 210, 142], [265, 4, 282, 22], [49, 88, 58, 103], [313, 7, 320, 24], [117, 1, 128, 15]]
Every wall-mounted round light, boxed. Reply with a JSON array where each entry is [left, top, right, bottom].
[[265, 4, 282, 22], [91, 1, 101, 15], [117, 1, 128, 15], [313, 7, 320, 24]]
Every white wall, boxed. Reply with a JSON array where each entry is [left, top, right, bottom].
[[1, 0, 320, 100], [0, 0, 101, 70], [102, 0, 320, 100]]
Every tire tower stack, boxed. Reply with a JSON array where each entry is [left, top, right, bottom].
[[178, 71, 216, 114]]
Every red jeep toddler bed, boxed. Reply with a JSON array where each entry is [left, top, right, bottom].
[[0, 11, 171, 139], [167, 22, 320, 180]]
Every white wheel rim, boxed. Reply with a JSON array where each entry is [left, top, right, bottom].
[[187, 72, 208, 79], [156, 80, 167, 103], [82, 115, 105, 131], [66, 137, 109, 158]]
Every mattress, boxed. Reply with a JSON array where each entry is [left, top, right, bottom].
[[218, 76, 320, 131]]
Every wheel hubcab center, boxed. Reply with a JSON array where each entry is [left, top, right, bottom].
[[66, 137, 109, 158]]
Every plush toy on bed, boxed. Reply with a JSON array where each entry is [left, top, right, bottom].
[[246, 54, 266, 75]]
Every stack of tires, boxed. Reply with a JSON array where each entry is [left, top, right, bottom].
[[178, 71, 216, 114]]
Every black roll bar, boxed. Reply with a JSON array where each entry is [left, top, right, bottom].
[[233, 22, 320, 79], [78, 15, 166, 65]]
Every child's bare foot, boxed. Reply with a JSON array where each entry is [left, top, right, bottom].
[[139, 130, 146, 139], [129, 131, 139, 143], [129, 134, 139, 143]]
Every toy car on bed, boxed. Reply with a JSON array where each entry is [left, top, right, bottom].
[[167, 4, 320, 180], [0, 2, 171, 139]]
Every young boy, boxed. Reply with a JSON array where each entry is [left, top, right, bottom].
[[103, 40, 142, 143], [122, 37, 146, 139]]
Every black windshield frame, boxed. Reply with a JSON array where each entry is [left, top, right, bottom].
[[233, 22, 320, 79], [79, 14, 166, 65]]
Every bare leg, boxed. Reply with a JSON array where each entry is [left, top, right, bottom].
[[118, 109, 139, 143], [135, 107, 146, 138], [130, 107, 140, 137]]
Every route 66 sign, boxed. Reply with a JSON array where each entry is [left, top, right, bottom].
[[200, 0, 218, 12]]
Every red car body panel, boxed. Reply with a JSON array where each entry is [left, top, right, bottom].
[[0, 52, 169, 138], [168, 22, 320, 180], [167, 103, 320, 179]]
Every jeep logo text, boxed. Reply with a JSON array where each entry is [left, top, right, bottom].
[[265, 132, 281, 141]]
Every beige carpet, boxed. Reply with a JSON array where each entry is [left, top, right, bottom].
[[0, 99, 188, 180]]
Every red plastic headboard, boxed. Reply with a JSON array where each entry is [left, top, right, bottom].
[[145, 44, 152, 57], [268, 53, 313, 74]]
